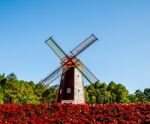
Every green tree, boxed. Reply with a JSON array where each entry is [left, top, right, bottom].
[[96, 89, 111, 104], [4, 80, 38, 104], [107, 81, 117, 103], [128, 94, 138, 103], [34, 83, 47, 101], [0, 85, 4, 104], [144, 88, 150, 102], [96, 82, 111, 103], [6, 73, 17, 81], [28, 81, 36, 89], [1, 72, 150, 104], [85, 82, 111, 104], [135, 89, 147, 102], [42, 86, 58, 103], [113, 83, 129, 103], [85, 84, 96, 104], [0, 74, 6, 87]]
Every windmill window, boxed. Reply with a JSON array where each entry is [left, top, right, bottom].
[[78, 89, 80, 92], [60, 89, 62, 94], [67, 88, 71, 93], [77, 75, 80, 78]]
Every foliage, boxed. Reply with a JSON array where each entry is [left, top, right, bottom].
[[6, 73, 17, 81], [0, 86, 4, 104], [0, 73, 149, 104], [0, 103, 149, 123], [144, 88, 150, 101], [42, 87, 58, 103], [85, 81, 130, 104]]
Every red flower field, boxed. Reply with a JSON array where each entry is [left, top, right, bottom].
[[0, 103, 149, 124]]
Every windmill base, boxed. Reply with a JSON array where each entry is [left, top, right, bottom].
[[61, 99, 84, 104]]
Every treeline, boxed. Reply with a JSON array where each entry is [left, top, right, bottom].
[[85, 81, 150, 104], [0, 73, 149, 104]]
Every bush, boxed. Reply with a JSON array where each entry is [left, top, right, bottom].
[[0, 103, 149, 123]]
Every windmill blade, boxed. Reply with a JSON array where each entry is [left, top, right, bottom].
[[41, 64, 69, 86], [70, 34, 98, 57], [74, 60, 99, 84], [45, 37, 68, 60]]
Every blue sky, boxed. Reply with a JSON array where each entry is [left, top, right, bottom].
[[0, 0, 150, 93]]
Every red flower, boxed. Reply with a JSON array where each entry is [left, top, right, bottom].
[[0, 103, 149, 123]]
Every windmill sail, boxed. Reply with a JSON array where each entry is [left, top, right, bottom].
[[42, 34, 99, 86], [70, 34, 97, 57], [41, 64, 69, 86], [41, 34, 99, 104], [45, 37, 67, 60], [74, 60, 99, 84]]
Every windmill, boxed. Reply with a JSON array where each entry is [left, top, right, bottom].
[[41, 34, 99, 104]]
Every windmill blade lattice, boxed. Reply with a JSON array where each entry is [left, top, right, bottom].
[[70, 34, 97, 57], [74, 60, 99, 84], [41, 64, 69, 86], [45, 37, 68, 60]]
